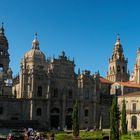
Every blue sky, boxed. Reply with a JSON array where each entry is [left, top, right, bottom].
[[0, 0, 140, 77]]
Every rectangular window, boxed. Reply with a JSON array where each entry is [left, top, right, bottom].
[[85, 109, 88, 117], [53, 88, 58, 97], [84, 88, 89, 99], [68, 89, 72, 99], [0, 107, 3, 114], [132, 103, 136, 111], [36, 108, 42, 116], [37, 86, 42, 97]]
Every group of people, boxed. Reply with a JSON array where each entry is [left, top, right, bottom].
[[26, 130, 55, 140], [27, 131, 46, 140], [22, 128, 55, 140]]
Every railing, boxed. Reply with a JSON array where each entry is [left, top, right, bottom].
[[126, 109, 140, 114]]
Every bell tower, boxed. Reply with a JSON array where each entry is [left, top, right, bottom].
[[0, 23, 12, 95], [107, 35, 129, 82], [130, 48, 140, 84]]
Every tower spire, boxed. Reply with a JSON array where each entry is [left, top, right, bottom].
[[107, 35, 129, 82], [115, 33, 121, 46], [0, 22, 4, 34]]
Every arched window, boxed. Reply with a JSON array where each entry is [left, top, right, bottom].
[[51, 108, 60, 113], [36, 108, 42, 116], [112, 66, 115, 72], [37, 86, 42, 97], [117, 65, 120, 72], [85, 109, 89, 117], [131, 116, 137, 129], [122, 66, 125, 73], [110, 67, 112, 74]]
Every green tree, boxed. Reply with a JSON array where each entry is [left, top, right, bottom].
[[121, 99, 127, 134], [110, 96, 120, 140], [72, 100, 79, 137]]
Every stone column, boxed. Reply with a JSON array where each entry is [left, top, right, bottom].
[[47, 81, 50, 129], [127, 115, 131, 131], [93, 102, 96, 128], [29, 100, 33, 120], [79, 101, 83, 129], [62, 90, 66, 129]]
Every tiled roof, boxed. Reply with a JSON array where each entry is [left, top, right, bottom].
[[119, 91, 140, 97], [118, 81, 140, 88], [99, 77, 114, 84]]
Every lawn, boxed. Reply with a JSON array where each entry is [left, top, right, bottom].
[[49, 131, 108, 140], [120, 133, 140, 140], [45, 131, 140, 140]]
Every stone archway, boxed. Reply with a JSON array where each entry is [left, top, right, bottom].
[[65, 115, 72, 129], [50, 115, 59, 129]]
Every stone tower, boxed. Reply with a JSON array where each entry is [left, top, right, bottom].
[[130, 48, 140, 84], [20, 33, 46, 98], [107, 35, 129, 82], [0, 23, 12, 95]]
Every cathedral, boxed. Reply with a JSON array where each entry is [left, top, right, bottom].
[[0, 23, 140, 130]]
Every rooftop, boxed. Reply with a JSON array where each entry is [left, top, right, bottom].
[[99, 77, 114, 84]]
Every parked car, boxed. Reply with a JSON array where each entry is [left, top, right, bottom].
[[7, 129, 27, 140], [0, 128, 10, 140]]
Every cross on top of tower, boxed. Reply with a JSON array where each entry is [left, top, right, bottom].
[[117, 33, 120, 41], [35, 32, 38, 40]]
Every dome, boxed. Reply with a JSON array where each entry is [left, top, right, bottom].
[[24, 49, 46, 60], [24, 33, 46, 61]]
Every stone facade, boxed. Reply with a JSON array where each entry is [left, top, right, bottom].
[[118, 92, 140, 131], [0, 23, 12, 96], [2, 24, 140, 130], [11, 35, 104, 129], [99, 77, 113, 129], [0, 28, 110, 129]]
